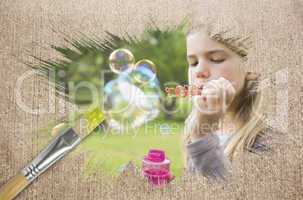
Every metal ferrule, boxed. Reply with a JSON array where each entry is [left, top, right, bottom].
[[21, 128, 81, 182]]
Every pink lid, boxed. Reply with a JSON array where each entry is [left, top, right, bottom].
[[145, 149, 165, 162]]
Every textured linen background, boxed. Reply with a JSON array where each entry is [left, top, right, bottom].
[[0, 0, 302, 199]]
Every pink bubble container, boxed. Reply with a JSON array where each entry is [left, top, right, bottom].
[[142, 149, 173, 186]]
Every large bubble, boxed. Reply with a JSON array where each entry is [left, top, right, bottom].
[[108, 49, 135, 74]]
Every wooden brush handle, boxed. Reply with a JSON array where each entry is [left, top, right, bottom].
[[0, 173, 29, 200]]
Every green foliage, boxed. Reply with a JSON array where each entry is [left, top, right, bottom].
[[27, 24, 189, 119], [124, 26, 188, 87]]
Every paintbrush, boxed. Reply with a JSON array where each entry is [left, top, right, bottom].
[[0, 107, 105, 200]]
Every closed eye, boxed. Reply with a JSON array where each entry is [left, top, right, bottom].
[[189, 60, 198, 67], [208, 50, 228, 64], [187, 56, 198, 67], [210, 58, 226, 63]]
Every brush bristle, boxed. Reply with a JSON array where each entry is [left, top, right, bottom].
[[72, 107, 105, 139], [83, 107, 105, 134]]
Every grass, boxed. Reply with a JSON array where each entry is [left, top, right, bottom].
[[79, 118, 185, 178]]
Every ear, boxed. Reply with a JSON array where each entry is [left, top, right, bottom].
[[245, 72, 260, 81]]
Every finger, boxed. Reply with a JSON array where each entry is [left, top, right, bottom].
[[218, 77, 236, 104], [204, 79, 234, 114], [193, 95, 207, 113], [204, 79, 221, 92], [199, 89, 218, 114], [204, 80, 225, 104], [210, 94, 220, 111], [194, 80, 222, 114], [218, 77, 236, 94]]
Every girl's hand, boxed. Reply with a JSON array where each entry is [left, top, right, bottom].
[[193, 77, 236, 118], [185, 77, 236, 141]]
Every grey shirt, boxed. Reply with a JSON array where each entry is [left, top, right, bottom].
[[186, 133, 230, 180], [186, 131, 269, 180]]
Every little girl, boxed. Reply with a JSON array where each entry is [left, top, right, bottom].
[[183, 25, 270, 180]]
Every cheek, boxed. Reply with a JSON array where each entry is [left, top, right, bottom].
[[217, 62, 234, 76], [215, 62, 243, 91]]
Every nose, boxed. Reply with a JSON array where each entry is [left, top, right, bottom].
[[196, 61, 210, 79], [196, 70, 210, 78]]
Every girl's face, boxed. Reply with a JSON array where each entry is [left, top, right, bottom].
[[186, 31, 246, 95]]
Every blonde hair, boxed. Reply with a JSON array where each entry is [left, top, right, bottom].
[[224, 72, 267, 160]]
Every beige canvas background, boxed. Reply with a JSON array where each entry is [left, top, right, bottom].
[[0, 0, 302, 199]]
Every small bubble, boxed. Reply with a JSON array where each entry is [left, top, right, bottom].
[[133, 59, 157, 84]]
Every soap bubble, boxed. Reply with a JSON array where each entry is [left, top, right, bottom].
[[132, 59, 157, 85], [104, 68, 161, 131], [109, 49, 135, 74]]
